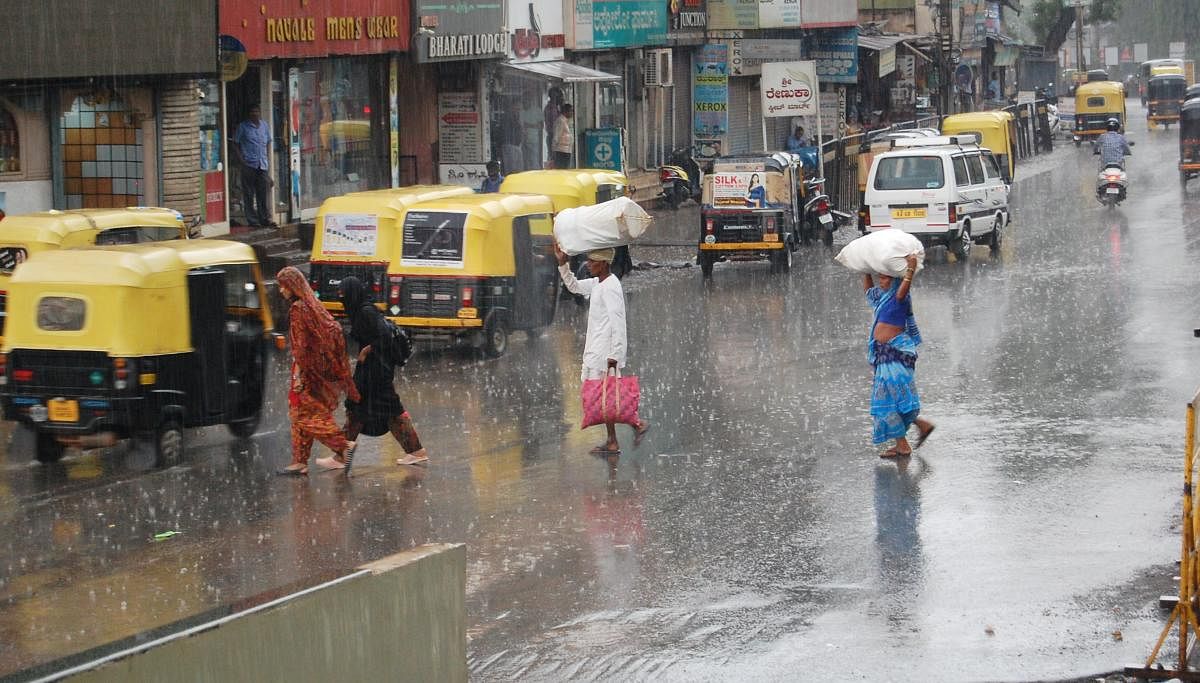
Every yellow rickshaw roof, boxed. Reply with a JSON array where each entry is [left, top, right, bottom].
[[0, 207, 184, 245], [317, 185, 477, 216], [10, 240, 257, 288], [500, 169, 628, 193], [405, 192, 556, 220], [1076, 81, 1125, 96], [943, 112, 1009, 127]]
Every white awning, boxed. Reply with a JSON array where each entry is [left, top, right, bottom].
[[503, 60, 622, 83]]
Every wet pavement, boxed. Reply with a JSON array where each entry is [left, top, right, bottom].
[[3, 107, 1200, 680]]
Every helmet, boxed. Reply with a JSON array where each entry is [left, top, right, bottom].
[[1106, 118, 1121, 131]]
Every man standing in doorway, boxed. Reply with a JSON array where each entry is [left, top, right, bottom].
[[544, 86, 563, 165], [553, 104, 575, 170], [232, 105, 276, 228]]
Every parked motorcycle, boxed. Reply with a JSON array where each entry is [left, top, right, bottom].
[[800, 178, 851, 247], [659, 148, 702, 210]]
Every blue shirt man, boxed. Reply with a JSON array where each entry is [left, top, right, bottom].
[[232, 105, 275, 227], [1096, 130, 1132, 167], [233, 108, 272, 171], [785, 126, 809, 153], [479, 161, 504, 193]]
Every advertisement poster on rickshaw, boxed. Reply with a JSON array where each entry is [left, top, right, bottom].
[[321, 214, 379, 257], [693, 43, 729, 161], [711, 172, 768, 208], [402, 211, 467, 268]]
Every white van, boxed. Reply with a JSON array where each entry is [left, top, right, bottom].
[[862, 135, 1010, 259]]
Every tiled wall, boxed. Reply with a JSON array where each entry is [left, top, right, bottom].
[[61, 95, 144, 209]]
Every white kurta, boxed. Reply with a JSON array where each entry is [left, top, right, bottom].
[[558, 264, 628, 380]]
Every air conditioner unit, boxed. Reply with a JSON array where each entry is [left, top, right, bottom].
[[644, 49, 673, 87]]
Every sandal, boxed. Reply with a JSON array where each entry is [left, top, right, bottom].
[[276, 466, 308, 476], [589, 445, 621, 455], [915, 424, 936, 449], [879, 447, 912, 459], [396, 451, 429, 466]]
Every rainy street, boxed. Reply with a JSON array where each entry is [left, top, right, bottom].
[[2, 107, 1199, 680]]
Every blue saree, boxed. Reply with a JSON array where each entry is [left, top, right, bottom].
[[866, 283, 922, 444]]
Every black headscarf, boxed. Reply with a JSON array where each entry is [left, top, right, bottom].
[[337, 276, 373, 345]]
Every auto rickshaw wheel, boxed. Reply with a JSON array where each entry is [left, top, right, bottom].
[[952, 224, 971, 261], [699, 252, 714, 277], [35, 431, 65, 463], [1074, 138, 1081, 148], [770, 245, 792, 274], [1182, 172, 1190, 195], [483, 315, 509, 358], [154, 419, 184, 468], [227, 412, 261, 440]]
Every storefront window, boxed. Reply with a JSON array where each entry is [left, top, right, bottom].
[[60, 91, 144, 209], [198, 80, 222, 172], [595, 54, 626, 130], [296, 57, 387, 211], [488, 69, 552, 173], [0, 107, 19, 174]]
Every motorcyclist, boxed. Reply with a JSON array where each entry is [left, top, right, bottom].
[[1094, 118, 1132, 169]]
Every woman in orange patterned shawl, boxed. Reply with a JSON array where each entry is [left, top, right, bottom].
[[276, 266, 360, 475]]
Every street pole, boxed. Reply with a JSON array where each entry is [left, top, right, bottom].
[[940, 0, 953, 115], [1075, 0, 1086, 72]]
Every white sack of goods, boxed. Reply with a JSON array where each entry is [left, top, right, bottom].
[[834, 229, 926, 276], [552, 197, 653, 256]]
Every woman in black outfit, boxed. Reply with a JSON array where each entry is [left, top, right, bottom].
[[333, 277, 429, 468]]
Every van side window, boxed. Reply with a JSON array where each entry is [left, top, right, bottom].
[[952, 156, 969, 187], [965, 155, 985, 185], [983, 153, 1001, 180]]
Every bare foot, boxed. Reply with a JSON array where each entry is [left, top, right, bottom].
[[314, 456, 345, 471]]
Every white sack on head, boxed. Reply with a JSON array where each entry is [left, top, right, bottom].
[[834, 229, 925, 276], [552, 197, 653, 256]]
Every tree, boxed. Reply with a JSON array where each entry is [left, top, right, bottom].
[[1030, 0, 1122, 54]]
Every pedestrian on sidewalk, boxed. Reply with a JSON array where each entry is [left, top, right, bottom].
[[862, 255, 935, 458], [276, 266, 359, 475], [544, 86, 564, 164], [231, 105, 276, 228], [333, 276, 430, 469], [554, 244, 648, 454], [553, 104, 575, 170]]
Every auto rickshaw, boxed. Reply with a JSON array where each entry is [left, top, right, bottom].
[[1147, 74, 1188, 129], [1187, 84, 1200, 102], [383, 193, 559, 357], [1073, 81, 1126, 146], [0, 207, 186, 338], [498, 169, 634, 278], [1140, 59, 1185, 105], [942, 112, 1017, 182], [0, 240, 275, 464], [1180, 98, 1200, 194], [308, 185, 476, 317], [698, 152, 806, 277]]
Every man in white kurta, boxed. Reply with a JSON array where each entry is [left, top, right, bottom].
[[555, 246, 647, 453]]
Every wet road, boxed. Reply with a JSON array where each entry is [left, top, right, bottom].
[[3, 109, 1200, 680]]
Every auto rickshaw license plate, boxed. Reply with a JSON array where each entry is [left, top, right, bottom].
[[891, 208, 927, 219], [48, 399, 79, 423]]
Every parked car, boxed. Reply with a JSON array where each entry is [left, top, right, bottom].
[[862, 135, 1010, 261]]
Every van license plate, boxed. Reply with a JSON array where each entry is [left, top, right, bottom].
[[48, 399, 79, 423], [1106, 187, 1120, 194], [891, 208, 927, 219]]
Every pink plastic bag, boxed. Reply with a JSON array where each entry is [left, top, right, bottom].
[[581, 371, 641, 429]]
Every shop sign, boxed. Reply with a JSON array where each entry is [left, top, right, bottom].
[[569, 0, 668, 49], [1134, 43, 1148, 63], [706, 0, 758, 31], [204, 173, 226, 224], [879, 46, 897, 78], [219, 35, 248, 83], [670, 0, 707, 32], [897, 54, 915, 84], [1170, 42, 1187, 60], [416, 0, 506, 62], [218, 0, 410, 60], [508, 0, 565, 62], [984, 1, 1001, 37], [287, 68, 303, 216], [693, 43, 729, 161], [438, 93, 484, 165], [584, 128, 625, 172], [799, 0, 856, 27], [760, 61, 818, 118], [810, 27, 858, 84], [758, 0, 800, 29], [727, 39, 803, 76], [439, 164, 490, 189]]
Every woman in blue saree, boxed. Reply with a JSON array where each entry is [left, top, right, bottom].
[[863, 254, 936, 457]]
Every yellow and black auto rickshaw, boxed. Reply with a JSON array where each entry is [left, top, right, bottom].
[[307, 185, 476, 317], [0, 241, 275, 464], [383, 193, 559, 357], [1073, 81, 1126, 146], [942, 112, 1017, 183], [1147, 74, 1188, 129], [0, 207, 187, 338], [1180, 98, 1200, 194], [699, 152, 805, 277], [499, 169, 634, 277]]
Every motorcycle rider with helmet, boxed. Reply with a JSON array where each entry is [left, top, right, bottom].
[[1094, 117, 1132, 169]]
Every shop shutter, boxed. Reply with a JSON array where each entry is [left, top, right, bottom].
[[667, 49, 692, 155], [727, 76, 752, 154]]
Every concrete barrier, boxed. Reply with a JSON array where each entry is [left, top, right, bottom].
[[43, 544, 466, 683]]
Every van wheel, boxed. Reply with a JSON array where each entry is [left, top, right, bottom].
[[952, 224, 971, 261], [155, 419, 184, 468], [35, 432, 65, 463], [483, 316, 509, 358], [989, 214, 1003, 254], [699, 252, 714, 277], [227, 412, 261, 440]]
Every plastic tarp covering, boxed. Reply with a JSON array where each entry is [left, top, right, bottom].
[[503, 61, 621, 83], [552, 197, 653, 255]]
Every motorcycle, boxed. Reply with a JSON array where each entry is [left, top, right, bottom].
[[659, 148, 702, 210], [800, 177, 851, 247], [1093, 140, 1133, 208]]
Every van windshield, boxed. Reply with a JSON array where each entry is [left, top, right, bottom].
[[402, 211, 467, 268], [874, 156, 945, 190]]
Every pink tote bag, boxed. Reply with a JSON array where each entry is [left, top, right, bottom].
[[581, 370, 641, 429]]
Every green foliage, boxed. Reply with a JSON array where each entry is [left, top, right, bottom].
[[1030, 0, 1122, 53]]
